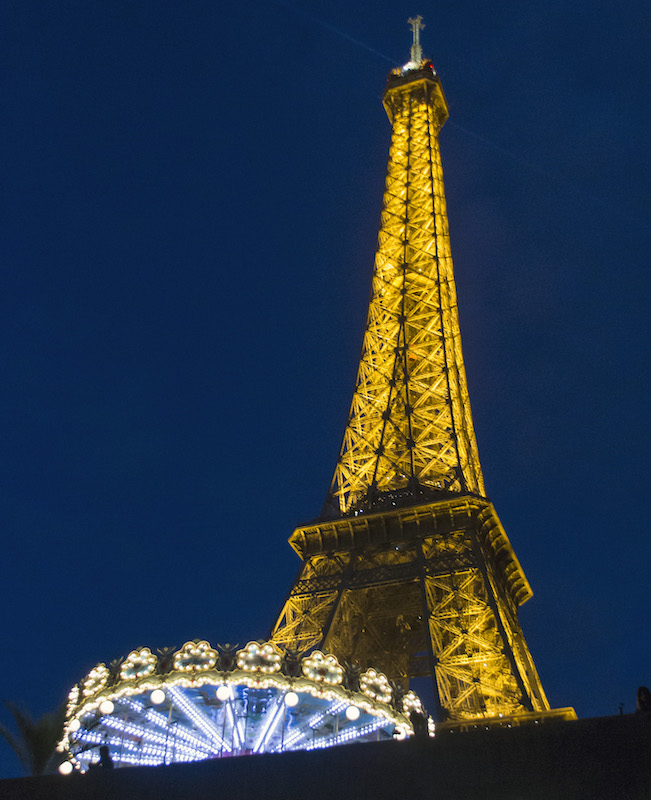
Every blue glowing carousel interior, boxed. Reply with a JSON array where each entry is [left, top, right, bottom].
[[69, 682, 402, 768]]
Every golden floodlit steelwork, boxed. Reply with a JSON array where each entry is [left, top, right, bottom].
[[272, 19, 574, 724]]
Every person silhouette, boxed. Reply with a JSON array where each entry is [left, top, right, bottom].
[[636, 686, 651, 713]]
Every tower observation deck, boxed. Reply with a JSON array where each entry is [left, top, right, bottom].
[[271, 20, 572, 724]]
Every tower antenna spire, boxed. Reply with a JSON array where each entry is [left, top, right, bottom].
[[407, 15, 424, 64]]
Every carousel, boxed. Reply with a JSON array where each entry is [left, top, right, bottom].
[[57, 640, 428, 772]]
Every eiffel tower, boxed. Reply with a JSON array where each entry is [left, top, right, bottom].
[[271, 19, 563, 723]]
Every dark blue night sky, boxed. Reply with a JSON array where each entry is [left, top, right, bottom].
[[0, 0, 649, 777]]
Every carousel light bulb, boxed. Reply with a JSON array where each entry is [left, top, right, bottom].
[[68, 718, 81, 732], [284, 691, 299, 707], [58, 761, 73, 775], [150, 689, 165, 705], [99, 700, 114, 715], [345, 705, 360, 721], [216, 685, 231, 701]]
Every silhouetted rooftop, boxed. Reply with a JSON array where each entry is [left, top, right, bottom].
[[2, 713, 650, 800]]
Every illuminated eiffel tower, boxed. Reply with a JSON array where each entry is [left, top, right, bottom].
[[271, 19, 567, 724]]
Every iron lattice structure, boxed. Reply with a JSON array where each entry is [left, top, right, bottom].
[[330, 65, 484, 515], [272, 29, 560, 723]]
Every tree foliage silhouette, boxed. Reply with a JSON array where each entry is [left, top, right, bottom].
[[0, 702, 66, 776]]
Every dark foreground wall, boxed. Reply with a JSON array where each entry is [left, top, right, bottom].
[[2, 713, 650, 800]]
